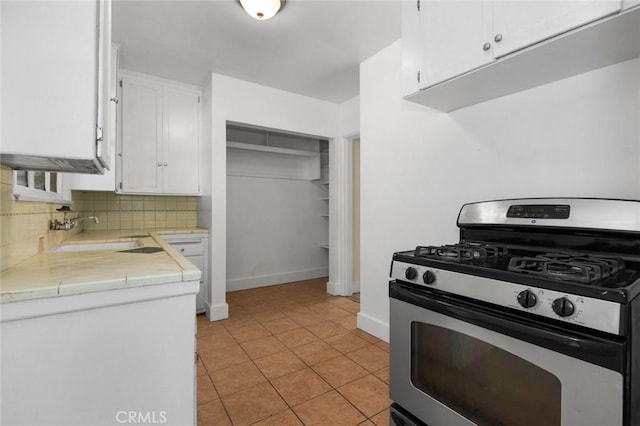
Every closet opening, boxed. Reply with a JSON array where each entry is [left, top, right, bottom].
[[225, 122, 330, 292]]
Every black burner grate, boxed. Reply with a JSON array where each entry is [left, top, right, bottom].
[[508, 253, 625, 284], [414, 243, 507, 265]]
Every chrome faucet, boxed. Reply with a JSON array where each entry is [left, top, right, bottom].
[[50, 215, 99, 231]]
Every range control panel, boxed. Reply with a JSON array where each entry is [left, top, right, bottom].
[[390, 261, 622, 335], [506, 204, 570, 219]]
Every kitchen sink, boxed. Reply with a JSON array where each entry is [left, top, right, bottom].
[[50, 241, 139, 253]]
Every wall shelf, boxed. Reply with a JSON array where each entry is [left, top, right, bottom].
[[227, 141, 321, 180]]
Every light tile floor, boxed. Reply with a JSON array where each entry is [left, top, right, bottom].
[[196, 278, 390, 426]]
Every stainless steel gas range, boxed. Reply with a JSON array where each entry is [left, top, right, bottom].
[[388, 198, 640, 426]]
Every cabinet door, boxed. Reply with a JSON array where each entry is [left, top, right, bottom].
[[421, 0, 494, 88], [162, 87, 200, 195], [401, 0, 421, 97], [492, 0, 621, 58], [95, 0, 112, 169], [1, 0, 99, 161], [120, 76, 164, 193], [67, 44, 119, 191]]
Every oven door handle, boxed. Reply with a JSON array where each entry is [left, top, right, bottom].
[[390, 282, 625, 372]]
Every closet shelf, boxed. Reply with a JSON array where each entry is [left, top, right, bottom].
[[320, 214, 329, 218], [321, 245, 329, 249], [227, 141, 321, 181], [227, 141, 319, 157]]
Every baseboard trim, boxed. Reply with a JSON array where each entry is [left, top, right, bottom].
[[226, 267, 329, 292], [326, 281, 342, 295], [357, 312, 389, 342], [206, 302, 229, 321]]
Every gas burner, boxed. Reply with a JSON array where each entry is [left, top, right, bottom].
[[414, 242, 507, 265], [508, 253, 625, 284]]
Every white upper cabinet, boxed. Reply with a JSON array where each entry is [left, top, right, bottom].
[[420, 0, 494, 89], [118, 72, 200, 195], [401, 0, 422, 97], [492, 1, 621, 57], [66, 44, 120, 191], [0, 0, 112, 173], [402, 0, 638, 112], [162, 88, 201, 194], [120, 75, 164, 194]]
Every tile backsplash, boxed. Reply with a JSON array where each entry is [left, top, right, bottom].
[[75, 191, 198, 231], [0, 166, 82, 271], [1, 165, 199, 272]]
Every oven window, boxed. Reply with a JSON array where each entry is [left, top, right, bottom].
[[411, 322, 561, 426]]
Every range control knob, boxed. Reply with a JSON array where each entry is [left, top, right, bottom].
[[517, 290, 537, 308], [405, 267, 418, 280], [552, 297, 575, 317], [423, 270, 436, 285]]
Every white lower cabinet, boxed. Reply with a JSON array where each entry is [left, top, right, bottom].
[[118, 71, 201, 195], [162, 233, 209, 313], [0, 281, 198, 426]]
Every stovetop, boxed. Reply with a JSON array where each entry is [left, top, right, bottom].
[[412, 241, 637, 286], [393, 242, 640, 303]]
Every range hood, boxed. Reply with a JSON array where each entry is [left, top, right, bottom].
[[0, 154, 105, 174]]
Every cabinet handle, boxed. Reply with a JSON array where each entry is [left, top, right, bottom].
[[482, 42, 491, 51], [163, 162, 168, 166], [157, 162, 162, 167], [110, 96, 119, 104], [494, 33, 503, 43]]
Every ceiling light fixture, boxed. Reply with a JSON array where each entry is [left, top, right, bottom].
[[239, 0, 285, 20]]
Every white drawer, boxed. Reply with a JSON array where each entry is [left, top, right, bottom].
[[168, 239, 204, 257]]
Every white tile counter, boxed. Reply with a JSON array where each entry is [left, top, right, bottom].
[[0, 229, 206, 303]]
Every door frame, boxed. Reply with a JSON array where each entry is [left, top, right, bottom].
[[327, 133, 360, 296]]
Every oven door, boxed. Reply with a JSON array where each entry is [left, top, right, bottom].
[[390, 282, 625, 426]]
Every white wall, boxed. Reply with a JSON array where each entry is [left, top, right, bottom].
[[339, 96, 360, 137], [227, 176, 328, 291], [359, 40, 640, 341], [200, 73, 340, 319]]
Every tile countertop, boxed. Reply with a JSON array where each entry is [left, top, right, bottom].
[[0, 228, 209, 303]]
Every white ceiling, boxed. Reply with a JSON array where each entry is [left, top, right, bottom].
[[112, 0, 401, 103]]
